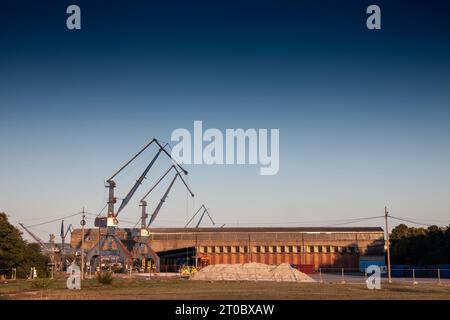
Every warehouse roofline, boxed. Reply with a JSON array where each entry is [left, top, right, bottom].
[[145, 227, 384, 233]]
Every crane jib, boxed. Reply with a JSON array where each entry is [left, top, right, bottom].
[[147, 173, 179, 226], [116, 148, 163, 215]]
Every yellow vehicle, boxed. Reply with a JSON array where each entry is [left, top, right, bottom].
[[180, 265, 197, 278]]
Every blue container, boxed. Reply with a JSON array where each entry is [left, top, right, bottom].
[[359, 260, 385, 273], [391, 265, 408, 277], [438, 264, 450, 279]]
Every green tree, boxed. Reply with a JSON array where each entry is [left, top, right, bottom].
[[390, 224, 409, 240], [0, 212, 49, 278], [390, 223, 450, 265], [0, 212, 26, 273]]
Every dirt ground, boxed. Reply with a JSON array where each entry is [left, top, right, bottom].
[[1, 277, 449, 300]]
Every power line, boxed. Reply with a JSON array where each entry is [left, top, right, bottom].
[[25, 212, 81, 228], [389, 215, 435, 227], [320, 216, 384, 227]]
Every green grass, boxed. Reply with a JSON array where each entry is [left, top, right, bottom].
[[0, 278, 449, 300]]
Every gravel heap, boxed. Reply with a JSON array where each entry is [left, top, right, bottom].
[[191, 262, 315, 282]]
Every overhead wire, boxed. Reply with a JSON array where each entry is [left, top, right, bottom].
[[389, 216, 435, 227], [25, 212, 82, 228], [320, 215, 384, 227]]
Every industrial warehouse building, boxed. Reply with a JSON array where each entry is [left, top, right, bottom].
[[71, 227, 385, 271]]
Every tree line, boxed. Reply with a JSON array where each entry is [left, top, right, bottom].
[[390, 223, 450, 265]]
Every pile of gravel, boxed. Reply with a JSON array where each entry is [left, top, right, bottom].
[[191, 262, 315, 282]]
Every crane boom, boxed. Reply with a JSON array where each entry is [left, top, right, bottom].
[[108, 139, 188, 218], [185, 204, 215, 228], [107, 139, 157, 182], [147, 171, 194, 227], [140, 165, 193, 228], [108, 138, 187, 182], [195, 207, 215, 228], [147, 173, 179, 226], [19, 223, 51, 252], [116, 148, 163, 215], [184, 205, 204, 228], [140, 165, 176, 202]]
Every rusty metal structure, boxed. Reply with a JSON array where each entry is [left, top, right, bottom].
[[85, 138, 189, 270], [72, 227, 385, 271]]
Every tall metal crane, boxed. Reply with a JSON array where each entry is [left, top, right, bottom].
[[184, 204, 215, 228], [87, 138, 188, 269], [19, 223, 59, 269], [104, 138, 186, 222], [132, 165, 194, 272]]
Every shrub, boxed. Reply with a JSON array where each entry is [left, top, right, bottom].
[[97, 271, 113, 285], [31, 278, 54, 289], [111, 264, 124, 274]]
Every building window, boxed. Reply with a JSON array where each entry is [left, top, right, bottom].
[[314, 246, 319, 253], [256, 246, 261, 253], [211, 246, 216, 253], [235, 246, 241, 253]]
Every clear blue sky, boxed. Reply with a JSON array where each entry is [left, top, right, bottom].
[[1, 0, 450, 240]]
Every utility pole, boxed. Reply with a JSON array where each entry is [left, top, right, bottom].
[[80, 207, 86, 280], [385, 206, 392, 283]]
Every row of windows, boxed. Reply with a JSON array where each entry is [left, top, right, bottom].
[[198, 245, 359, 254]]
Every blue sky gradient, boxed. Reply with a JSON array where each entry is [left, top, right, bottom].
[[1, 0, 450, 238]]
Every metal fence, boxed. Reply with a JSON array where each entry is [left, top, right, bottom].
[[313, 267, 450, 285], [2, 266, 450, 285]]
